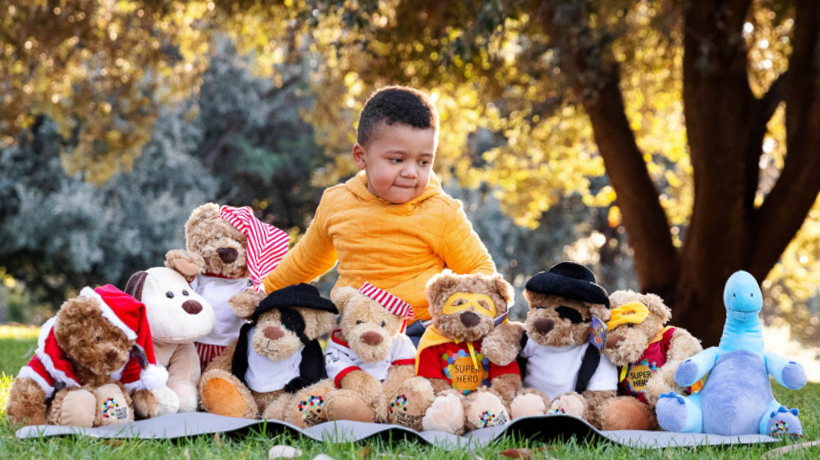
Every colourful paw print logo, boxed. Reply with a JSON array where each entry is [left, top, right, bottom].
[[100, 397, 127, 420], [772, 420, 789, 435], [479, 410, 496, 428], [550, 406, 566, 415], [389, 394, 408, 414], [298, 395, 324, 417]]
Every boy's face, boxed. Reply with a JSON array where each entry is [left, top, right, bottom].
[[352, 123, 436, 204]]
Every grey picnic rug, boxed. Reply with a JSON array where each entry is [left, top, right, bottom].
[[15, 413, 780, 449]]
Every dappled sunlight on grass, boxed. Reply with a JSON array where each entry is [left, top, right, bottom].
[[0, 324, 39, 339]]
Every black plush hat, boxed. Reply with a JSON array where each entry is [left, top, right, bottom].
[[251, 283, 338, 323], [525, 262, 610, 308]]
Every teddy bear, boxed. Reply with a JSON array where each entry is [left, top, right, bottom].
[[5, 285, 168, 427], [594, 289, 703, 430], [389, 271, 522, 434], [198, 283, 339, 428], [165, 203, 289, 373], [490, 262, 619, 430], [124, 267, 216, 415], [299, 282, 420, 426]]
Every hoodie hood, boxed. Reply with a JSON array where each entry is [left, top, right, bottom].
[[345, 170, 443, 207]]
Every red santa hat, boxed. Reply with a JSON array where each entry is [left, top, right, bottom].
[[358, 282, 414, 332], [20, 285, 168, 396], [220, 205, 290, 290]]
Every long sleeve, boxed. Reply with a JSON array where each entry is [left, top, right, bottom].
[[262, 192, 338, 294], [439, 201, 496, 275]]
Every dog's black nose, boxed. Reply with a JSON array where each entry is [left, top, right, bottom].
[[460, 311, 481, 327], [182, 300, 203, 315], [534, 318, 554, 335], [217, 248, 238, 263]]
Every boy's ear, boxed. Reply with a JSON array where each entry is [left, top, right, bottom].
[[352, 143, 367, 169]]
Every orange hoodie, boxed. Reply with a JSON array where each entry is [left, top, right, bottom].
[[262, 171, 495, 322]]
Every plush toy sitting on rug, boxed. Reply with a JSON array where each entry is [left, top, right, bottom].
[[198, 283, 338, 428], [402, 271, 521, 434], [656, 270, 806, 437], [165, 203, 289, 372], [6, 286, 168, 427], [125, 267, 216, 415], [492, 263, 619, 430], [597, 290, 702, 430], [294, 283, 419, 425]]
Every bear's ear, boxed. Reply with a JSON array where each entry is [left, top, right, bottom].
[[489, 274, 515, 314], [184, 203, 221, 244], [297, 308, 338, 339], [425, 269, 459, 313], [330, 286, 359, 314], [123, 271, 148, 300], [641, 292, 672, 324]]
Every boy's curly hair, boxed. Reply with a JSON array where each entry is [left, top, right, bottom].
[[357, 86, 439, 146]]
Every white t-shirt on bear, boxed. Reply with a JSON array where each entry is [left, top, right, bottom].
[[324, 331, 416, 385], [243, 326, 303, 393], [520, 339, 617, 400], [190, 275, 252, 346]]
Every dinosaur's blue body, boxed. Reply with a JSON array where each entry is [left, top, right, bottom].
[[656, 271, 806, 437]]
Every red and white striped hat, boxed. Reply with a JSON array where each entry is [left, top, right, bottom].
[[358, 282, 414, 320], [220, 206, 290, 290]]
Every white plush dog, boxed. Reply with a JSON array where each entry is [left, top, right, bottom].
[[125, 267, 215, 414]]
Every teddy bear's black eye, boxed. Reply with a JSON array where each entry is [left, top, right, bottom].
[[182, 290, 189, 296], [356, 320, 363, 325], [166, 291, 174, 299], [380, 321, 386, 327], [95, 336, 101, 342]]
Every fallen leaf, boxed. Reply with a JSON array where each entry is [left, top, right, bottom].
[[214, 432, 222, 448], [269, 445, 303, 459], [499, 448, 533, 459], [356, 444, 372, 459], [101, 439, 124, 448]]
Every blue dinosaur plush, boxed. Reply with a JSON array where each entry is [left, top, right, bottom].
[[656, 270, 807, 437]]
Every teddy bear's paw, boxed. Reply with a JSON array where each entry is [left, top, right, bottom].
[[510, 392, 546, 419], [150, 386, 180, 416], [385, 379, 435, 430], [325, 389, 374, 423], [289, 387, 331, 428], [466, 391, 510, 429], [600, 397, 657, 431], [229, 289, 265, 319], [422, 394, 465, 434], [53, 389, 97, 427], [131, 389, 161, 419], [200, 371, 259, 419], [94, 384, 133, 426], [766, 406, 803, 438], [165, 250, 204, 278], [549, 393, 585, 418], [656, 392, 702, 433]]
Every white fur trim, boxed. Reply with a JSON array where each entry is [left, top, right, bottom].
[[80, 287, 137, 340], [124, 365, 169, 392], [34, 317, 79, 388], [18, 366, 55, 398], [110, 365, 124, 381]]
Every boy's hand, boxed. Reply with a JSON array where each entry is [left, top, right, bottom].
[[164, 250, 205, 279]]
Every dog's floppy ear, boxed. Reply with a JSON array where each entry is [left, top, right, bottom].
[[124, 271, 148, 300]]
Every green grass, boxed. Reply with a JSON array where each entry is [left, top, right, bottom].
[[1, 326, 819, 459]]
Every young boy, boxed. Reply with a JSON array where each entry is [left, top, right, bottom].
[[262, 86, 495, 345]]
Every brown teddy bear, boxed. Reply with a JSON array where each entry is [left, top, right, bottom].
[[400, 271, 522, 434], [5, 285, 167, 427], [495, 263, 619, 430], [313, 283, 419, 425], [597, 289, 703, 430], [124, 267, 216, 415], [165, 204, 289, 372], [198, 283, 338, 428]]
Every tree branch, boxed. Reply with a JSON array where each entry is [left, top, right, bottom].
[[760, 70, 788, 124], [536, 0, 679, 294], [751, 0, 820, 278]]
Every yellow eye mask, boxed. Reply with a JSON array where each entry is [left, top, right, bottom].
[[442, 293, 497, 318], [606, 301, 650, 329]]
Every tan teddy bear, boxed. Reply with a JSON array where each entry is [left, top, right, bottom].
[[395, 271, 522, 434], [165, 204, 289, 372], [495, 263, 619, 430], [124, 267, 216, 415], [597, 289, 703, 430], [5, 285, 167, 427], [307, 283, 421, 425], [198, 283, 338, 428]]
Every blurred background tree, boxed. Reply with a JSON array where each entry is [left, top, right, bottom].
[[1, 0, 819, 349]]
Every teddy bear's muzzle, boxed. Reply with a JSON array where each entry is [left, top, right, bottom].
[[534, 318, 554, 334], [459, 311, 481, 327], [605, 334, 624, 350], [217, 248, 238, 263], [360, 331, 383, 346], [263, 326, 285, 340]]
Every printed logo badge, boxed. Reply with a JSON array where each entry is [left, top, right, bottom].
[[589, 315, 608, 352]]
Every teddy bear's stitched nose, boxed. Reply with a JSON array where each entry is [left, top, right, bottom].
[[460, 311, 481, 327], [182, 300, 203, 315], [105, 349, 119, 363], [263, 326, 285, 340], [534, 318, 554, 335], [217, 248, 238, 263], [361, 331, 383, 346], [605, 334, 624, 350]]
